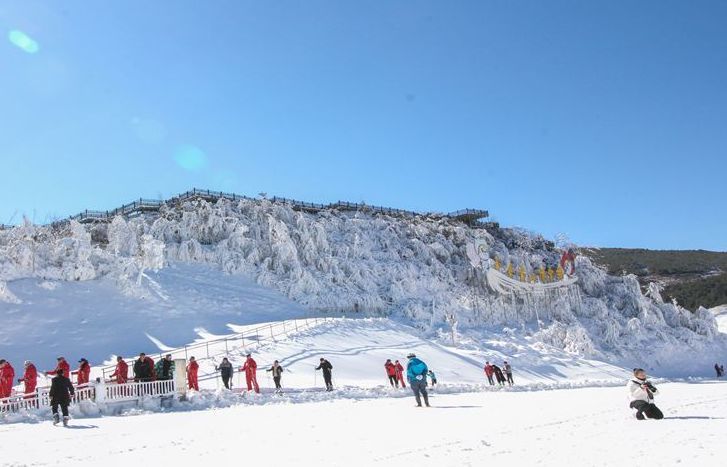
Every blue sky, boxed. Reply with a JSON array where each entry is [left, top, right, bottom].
[[1, 1, 725, 250]]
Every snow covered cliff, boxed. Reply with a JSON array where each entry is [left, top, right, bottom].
[[0, 196, 724, 372]]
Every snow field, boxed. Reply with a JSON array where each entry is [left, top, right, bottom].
[[2, 382, 725, 466]]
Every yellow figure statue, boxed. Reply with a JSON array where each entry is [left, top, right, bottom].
[[506, 263, 514, 278], [556, 265, 564, 281], [518, 265, 526, 282], [538, 267, 546, 283], [548, 268, 555, 282], [494, 258, 501, 271]]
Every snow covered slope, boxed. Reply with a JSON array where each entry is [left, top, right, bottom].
[[1, 196, 725, 376], [0, 262, 307, 371]]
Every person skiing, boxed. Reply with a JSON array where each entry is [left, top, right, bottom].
[[406, 353, 430, 407], [266, 360, 284, 393], [484, 361, 495, 386], [492, 364, 505, 386], [627, 368, 664, 420], [49, 368, 75, 426], [715, 363, 722, 378], [72, 358, 91, 387], [315, 358, 334, 391], [503, 361, 514, 386], [241, 354, 260, 393], [215, 357, 233, 389], [0, 359, 14, 398], [427, 370, 437, 387], [385, 359, 398, 387], [19, 361, 38, 397], [394, 360, 406, 388], [155, 354, 175, 381], [110, 356, 129, 384], [187, 357, 199, 391], [46, 357, 70, 379]]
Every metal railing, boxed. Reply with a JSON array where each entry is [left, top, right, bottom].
[[1, 188, 488, 229], [0, 385, 96, 413], [100, 316, 332, 380], [102, 380, 176, 402]]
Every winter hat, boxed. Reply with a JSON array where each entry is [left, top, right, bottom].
[[407, 353, 416, 359], [79, 358, 87, 363]]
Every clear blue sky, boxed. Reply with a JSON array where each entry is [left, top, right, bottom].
[[1, 1, 725, 250]]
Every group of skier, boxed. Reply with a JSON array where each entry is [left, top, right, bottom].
[[483, 361, 514, 386], [0, 356, 93, 400], [714, 363, 725, 378]]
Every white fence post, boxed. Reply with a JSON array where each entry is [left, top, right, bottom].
[[174, 359, 187, 398]]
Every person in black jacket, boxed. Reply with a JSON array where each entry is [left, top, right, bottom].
[[133, 353, 151, 382], [492, 364, 506, 386], [49, 369, 75, 426], [266, 360, 284, 393], [315, 358, 333, 391], [215, 357, 234, 389]]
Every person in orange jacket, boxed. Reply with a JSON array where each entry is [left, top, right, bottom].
[[19, 361, 38, 396], [385, 359, 398, 387], [72, 358, 91, 387], [46, 357, 71, 379], [394, 360, 406, 388], [241, 353, 260, 393], [110, 356, 129, 384], [0, 359, 15, 398], [187, 356, 199, 391]]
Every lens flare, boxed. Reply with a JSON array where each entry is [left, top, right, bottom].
[[8, 30, 39, 54], [174, 144, 207, 171]]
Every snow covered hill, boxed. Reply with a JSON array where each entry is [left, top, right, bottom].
[[1, 194, 725, 377], [711, 305, 727, 334]]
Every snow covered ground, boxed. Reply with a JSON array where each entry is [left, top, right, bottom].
[[2, 381, 725, 466]]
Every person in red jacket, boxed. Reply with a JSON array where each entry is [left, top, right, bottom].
[[484, 361, 495, 386], [241, 354, 260, 393], [187, 356, 199, 391], [110, 356, 129, 384], [72, 358, 91, 386], [394, 360, 406, 388], [0, 359, 15, 398], [19, 361, 38, 397], [46, 357, 71, 378], [385, 359, 398, 387]]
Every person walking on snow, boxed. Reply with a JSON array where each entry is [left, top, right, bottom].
[[46, 357, 70, 379], [427, 370, 437, 387], [385, 359, 398, 387], [0, 359, 15, 398], [394, 360, 406, 388], [266, 360, 284, 393], [187, 357, 199, 391], [484, 362, 495, 386], [72, 358, 91, 387], [715, 363, 723, 378], [241, 354, 260, 393], [110, 356, 129, 384], [316, 358, 334, 391], [19, 361, 38, 397], [49, 368, 75, 426], [503, 361, 514, 386], [215, 357, 233, 389], [627, 368, 664, 420], [406, 354, 430, 407], [155, 354, 175, 381], [492, 364, 505, 386]]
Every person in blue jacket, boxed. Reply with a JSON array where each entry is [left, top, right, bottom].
[[406, 353, 430, 407]]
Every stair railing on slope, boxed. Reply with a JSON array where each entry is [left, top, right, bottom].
[[100, 316, 332, 380]]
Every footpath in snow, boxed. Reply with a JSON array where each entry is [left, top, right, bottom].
[[2, 382, 726, 466]]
